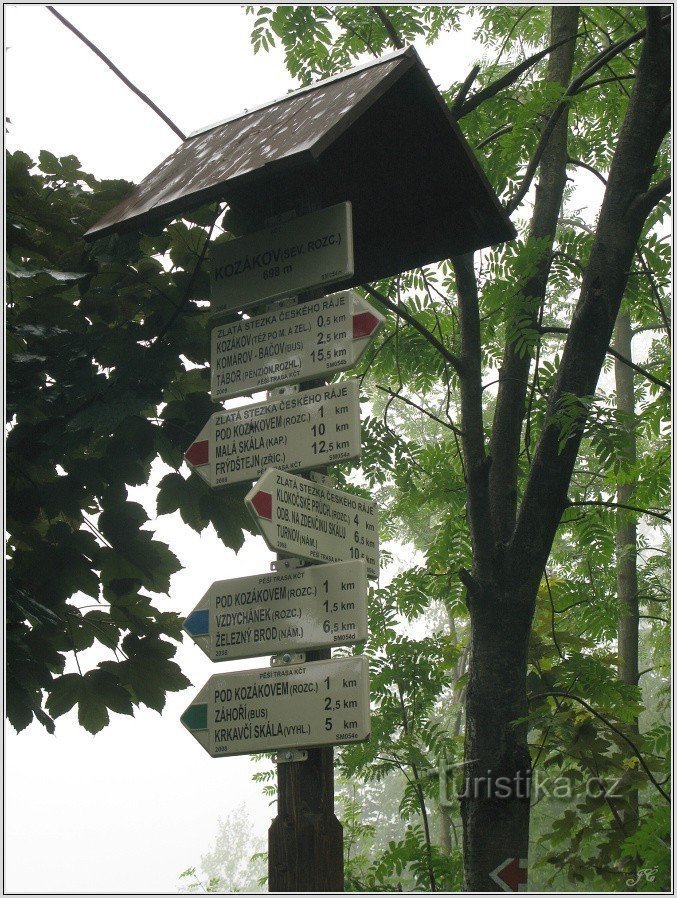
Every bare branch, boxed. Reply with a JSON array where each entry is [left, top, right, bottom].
[[46, 6, 186, 141], [373, 384, 463, 437], [575, 72, 636, 94], [568, 156, 608, 186], [451, 64, 480, 113], [475, 123, 513, 152]]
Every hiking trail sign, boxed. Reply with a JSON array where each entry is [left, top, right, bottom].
[[211, 291, 383, 400], [184, 381, 361, 487], [245, 468, 379, 578], [180, 655, 370, 757], [210, 202, 354, 313], [183, 559, 368, 662]]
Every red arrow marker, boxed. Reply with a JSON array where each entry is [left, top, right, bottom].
[[184, 439, 209, 466], [352, 311, 380, 339], [250, 490, 273, 521], [489, 858, 527, 892]]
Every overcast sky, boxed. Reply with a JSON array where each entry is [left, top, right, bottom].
[[4, 5, 481, 894]]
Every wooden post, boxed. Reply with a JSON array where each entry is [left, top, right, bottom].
[[245, 184, 343, 891], [268, 644, 344, 891]]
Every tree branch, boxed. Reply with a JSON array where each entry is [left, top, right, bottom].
[[374, 384, 463, 436], [474, 123, 513, 152], [637, 250, 672, 341], [451, 65, 480, 113], [568, 156, 608, 186], [455, 29, 580, 119], [509, 9, 671, 588], [371, 6, 404, 49], [628, 175, 671, 223], [453, 252, 494, 576], [46, 6, 186, 141], [506, 19, 658, 214], [488, 7, 579, 544], [332, 8, 378, 57], [530, 691, 671, 804], [568, 499, 670, 523], [361, 283, 463, 375], [539, 325, 671, 391], [574, 72, 636, 94]]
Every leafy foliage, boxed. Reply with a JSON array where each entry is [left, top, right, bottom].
[[6, 150, 254, 734]]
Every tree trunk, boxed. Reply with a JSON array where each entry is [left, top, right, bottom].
[[613, 313, 640, 836], [458, 8, 579, 889], [458, 8, 669, 891], [461, 582, 533, 891]]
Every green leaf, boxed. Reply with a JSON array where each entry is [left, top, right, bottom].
[[45, 673, 81, 718]]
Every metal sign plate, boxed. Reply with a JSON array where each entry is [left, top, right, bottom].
[[211, 291, 384, 400], [183, 559, 368, 661], [181, 656, 370, 757], [210, 202, 354, 313], [184, 381, 361, 488], [245, 468, 379, 578]]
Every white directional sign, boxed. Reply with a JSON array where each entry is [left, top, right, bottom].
[[210, 202, 354, 313], [181, 656, 370, 757], [245, 469, 379, 578], [183, 559, 368, 661], [211, 291, 384, 400], [184, 381, 361, 488]]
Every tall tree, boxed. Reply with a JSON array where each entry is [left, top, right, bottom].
[[248, 4, 671, 888]]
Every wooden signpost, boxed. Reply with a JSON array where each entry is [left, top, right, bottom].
[[187, 196, 377, 894], [86, 46, 518, 897], [245, 468, 380, 578], [184, 381, 362, 487], [183, 559, 368, 662], [211, 291, 383, 400], [210, 202, 354, 313], [180, 656, 370, 758]]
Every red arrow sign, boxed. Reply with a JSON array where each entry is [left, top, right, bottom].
[[489, 858, 527, 892], [352, 310, 380, 339], [184, 439, 209, 466], [250, 490, 272, 520]]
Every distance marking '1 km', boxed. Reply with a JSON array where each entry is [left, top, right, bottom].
[[245, 468, 379, 578], [183, 559, 368, 662], [184, 381, 361, 488], [211, 291, 384, 400], [210, 202, 354, 313], [180, 656, 370, 757]]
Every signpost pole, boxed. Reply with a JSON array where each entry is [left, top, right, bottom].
[[257, 193, 344, 890], [268, 643, 344, 891]]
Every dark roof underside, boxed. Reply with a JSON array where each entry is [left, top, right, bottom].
[[85, 47, 515, 283]]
